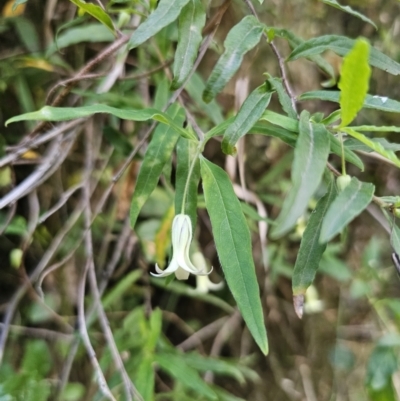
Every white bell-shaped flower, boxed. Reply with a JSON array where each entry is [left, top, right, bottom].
[[151, 214, 212, 280]]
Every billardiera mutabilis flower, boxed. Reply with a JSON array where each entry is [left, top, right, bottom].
[[151, 214, 212, 280], [192, 251, 224, 293]]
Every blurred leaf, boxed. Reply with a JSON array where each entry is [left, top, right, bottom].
[[140, 188, 173, 218], [4, 215, 27, 236], [266, 75, 297, 118], [288, 35, 400, 75], [0, 167, 12, 188], [69, 0, 115, 33], [14, 75, 36, 130], [102, 270, 143, 309], [378, 333, 400, 347], [147, 308, 163, 350], [153, 75, 170, 110], [102, 126, 133, 155], [270, 111, 330, 238], [155, 205, 174, 267], [259, 110, 298, 132], [136, 355, 155, 401], [156, 353, 217, 400], [368, 386, 397, 401], [250, 122, 297, 146], [240, 202, 273, 223], [130, 104, 186, 228], [386, 216, 400, 255], [273, 28, 335, 79], [186, 73, 224, 125], [222, 83, 273, 155], [254, 115, 363, 170], [47, 23, 114, 55], [203, 16, 263, 102], [12, 17, 39, 52], [346, 125, 400, 133], [150, 277, 234, 313], [22, 341, 51, 378], [211, 387, 247, 401], [11, 0, 28, 12], [345, 137, 400, 154], [350, 278, 371, 299], [329, 344, 355, 371], [321, 0, 377, 29], [171, 0, 206, 89], [298, 90, 400, 113], [200, 157, 268, 355], [339, 38, 371, 127], [366, 346, 398, 391], [320, 109, 341, 125], [61, 382, 86, 401], [180, 353, 247, 384], [175, 137, 200, 230], [319, 253, 352, 282], [204, 117, 235, 141], [16, 57, 54, 72], [6, 104, 190, 139], [328, 131, 364, 170], [342, 127, 400, 168], [129, 0, 191, 49], [293, 177, 336, 297], [320, 177, 374, 243]]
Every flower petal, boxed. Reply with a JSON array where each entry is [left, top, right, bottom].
[[151, 259, 179, 277]]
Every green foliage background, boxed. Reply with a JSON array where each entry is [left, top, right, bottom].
[[1, 0, 400, 400]]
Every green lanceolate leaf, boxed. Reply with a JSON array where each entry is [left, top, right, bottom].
[[175, 137, 200, 230], [250, 122, 297, 146], [171, 0, 206, 90], [204, 118, 236, 142], [202, 16, 263, 103], [270, 111, 330, 239], [266, 75, 297, 119], [273, 28, 335, 80], [347, 125, 400, 133], [200, 157, 268, 355], [47, 23, 114, 55], [320, 177, 374, 243], [156, 353, 217, 400], [68, 0, 115, 33], [5, 104, 190, 138], [129, 0, 191, 49], [342, 127, 400, 168], [292, 177, 336, 316], [130, 104, 185, 228], [330, 135, 364, 171], [345, 137, 400, 153], [256, 113, 363, 170], [339, 38, 371, 127], [259, 110, 298, 132], [288, 35, 400, 76], [391, 224, 400, 256], [298, 90, 400, 113], [186, 73, 224, 125], [321, 0, 377, 29], [222, 83, 273, 155]]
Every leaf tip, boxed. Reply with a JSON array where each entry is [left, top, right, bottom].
[[202, 91, 213, 104], [221, 139, 237, 156], [293, 294, 304, 319], [260, 341, 269, 355]]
